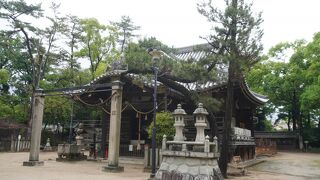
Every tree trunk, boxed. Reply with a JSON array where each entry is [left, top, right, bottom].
[[219, 0, 238, 177], [298, 108, 302, 139], [219, 73, 234, 177], [287, 118, 291, 131], [292, 90, 298, 131], [307, 112, 311, 128]]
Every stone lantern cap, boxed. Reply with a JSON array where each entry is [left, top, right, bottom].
[[173, 104, 186, 115], [193, 103, 209, 115]]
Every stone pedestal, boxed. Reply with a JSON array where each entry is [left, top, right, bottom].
[[75, 123, 84, 145], [23, 90, 45, 166], [156, 151, 222, 179], [195, 122, 207, 142], [103, 78, 124, 172], [56, 144, 87, 161], [155, 103, 222, 179], [75, 135, 84, 146]]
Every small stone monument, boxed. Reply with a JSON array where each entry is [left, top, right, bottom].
[[44, 138, 52, 151], [172, 104, 186, 141]]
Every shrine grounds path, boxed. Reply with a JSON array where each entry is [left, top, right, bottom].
[[0, 152, 149, 180], [0, 151, 319, 180], [234, 151, 320, 180]]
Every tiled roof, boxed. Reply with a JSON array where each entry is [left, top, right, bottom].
[[171, 44, 227, 91], [88, 44, 268, 104]]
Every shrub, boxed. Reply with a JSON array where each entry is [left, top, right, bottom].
[[147, 111, 175, 143]]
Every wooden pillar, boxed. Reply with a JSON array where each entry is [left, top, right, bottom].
[[103, 78, 124, 172], [23, 90, 45, 166]]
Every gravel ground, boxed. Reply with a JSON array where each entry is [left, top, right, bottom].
[[0, 152, 149, 180], [0, 151, 319, 180]]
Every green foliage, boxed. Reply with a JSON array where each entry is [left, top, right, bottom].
[[197, 0, 263, 70], [125, 37, 174, 71], [111, 16, 140, 53], [44, 96, 72, 127], [303, 128, 320, 147], [12, 104, 28, 123], [300, 32, 320, 111], [0, 94, 28, 123], [263, 119, 274, 132], [247, 40, 309, 130], [247, 33, 320, 147], [147, 111, 175, 143], [93, 62, 107, 77], [0, 69, 9, 83], [77, 18, 119, 80], [198, 95, 222, 113], [0, 100, 13, 118]]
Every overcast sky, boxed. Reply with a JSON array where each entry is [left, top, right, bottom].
[[27, 0, 320, 53]]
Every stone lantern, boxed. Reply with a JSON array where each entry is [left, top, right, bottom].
[[172, 104, 186, 141], [75, 123, 84, 146], [193, 103, 208, 142]]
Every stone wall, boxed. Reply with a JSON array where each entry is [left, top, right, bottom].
[[157, 155, 222, 180]]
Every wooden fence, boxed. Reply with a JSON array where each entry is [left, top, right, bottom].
[[255, 138, 277, 156]]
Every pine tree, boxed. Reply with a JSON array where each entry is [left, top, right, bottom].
[[111, 16, 140, 53], [198, 0, 263, 177]]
